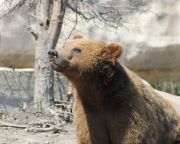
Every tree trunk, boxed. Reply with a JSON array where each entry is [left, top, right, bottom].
[[34, 0, 67, 110]]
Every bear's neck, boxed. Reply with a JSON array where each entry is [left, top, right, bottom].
[[73, 63, 138, 111]]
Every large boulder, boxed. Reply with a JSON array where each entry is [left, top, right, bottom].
[[157, 90, 180, 115]]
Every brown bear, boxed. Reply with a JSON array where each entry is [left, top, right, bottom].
[[48, 35, 180, 144]]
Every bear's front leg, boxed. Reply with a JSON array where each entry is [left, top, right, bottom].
[[74, 98, 112, 144]]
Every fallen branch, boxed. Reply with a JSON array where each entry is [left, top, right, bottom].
[[29, 120, 54, 127], [26, 121, 67, 133], [0, 120, 67, 133], [55, 103, 72, 108], [55, 101, 71, 105], [0, 121, 27, 129], [26, 126, 67, 133]]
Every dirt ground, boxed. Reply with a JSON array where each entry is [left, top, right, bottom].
[[0, 125, 77, 144], [0, 104, 78, 144]]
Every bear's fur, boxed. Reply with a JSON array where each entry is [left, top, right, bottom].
[[48, 35, 180, 144]]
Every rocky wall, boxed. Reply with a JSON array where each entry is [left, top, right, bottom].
[[0, 67, 69, 114]]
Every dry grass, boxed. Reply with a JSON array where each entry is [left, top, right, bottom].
[[0, 53, 34, 68], [136, 69, 180, 83]]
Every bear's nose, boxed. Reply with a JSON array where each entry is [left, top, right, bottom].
[[48, 50, 58, 57]]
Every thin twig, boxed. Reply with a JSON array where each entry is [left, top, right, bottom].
[[67, 2, 95, 20], [26, 26, 38, 40], [0, 0, 27, 18], [63, 8, 78, 46]]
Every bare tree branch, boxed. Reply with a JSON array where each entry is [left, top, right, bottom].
[[64, 5, 78, 45], [48, 0, 67, 50], [66, 0, 156, 29], [26, 26, 38, 40], [0, 0, 27, 18], [67, 2, 95, 20]]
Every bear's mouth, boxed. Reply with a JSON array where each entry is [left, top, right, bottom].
[[48, 54, 69, 71], [49, 60, 69, 69]]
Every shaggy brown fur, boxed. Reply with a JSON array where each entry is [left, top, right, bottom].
[[48, 35, 180, 144]]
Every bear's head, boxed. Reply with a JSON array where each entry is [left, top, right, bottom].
[[48, 34, 123, 82]]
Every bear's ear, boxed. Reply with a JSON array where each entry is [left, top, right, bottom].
[[73, 34, 84, 39], [103, 43, 123, 63]]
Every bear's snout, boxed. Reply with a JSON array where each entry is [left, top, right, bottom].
[[48, 49, 70, 72], [48, 49, 58, 58]]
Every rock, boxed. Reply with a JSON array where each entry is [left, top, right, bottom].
[[142, 79, 180, 115], [156, 90, 180, 115], [0, 68, 69, 114]]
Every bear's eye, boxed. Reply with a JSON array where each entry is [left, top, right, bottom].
[[72, 47, 81, 53]]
